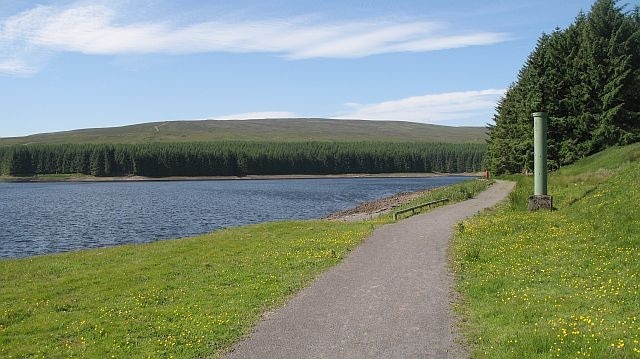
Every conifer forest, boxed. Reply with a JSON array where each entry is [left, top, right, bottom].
[[0, 142, 486, 177], [487, 0, 640, 174]]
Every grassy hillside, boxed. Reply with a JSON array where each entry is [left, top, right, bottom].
[[0, 119, 487, 145], [454, 143, 640, 358]]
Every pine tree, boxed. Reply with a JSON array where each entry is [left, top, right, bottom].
[[488, 0, 640, 174]]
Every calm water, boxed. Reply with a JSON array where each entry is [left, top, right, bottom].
[[0, 176, 470, 259]]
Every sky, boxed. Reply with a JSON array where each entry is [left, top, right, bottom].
[[0, 0, 601, 137]]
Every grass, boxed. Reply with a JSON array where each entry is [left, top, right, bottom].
[[0, 221, 373, 358], [0, 119, 487, 145], [390, 179, 493, 220], [453, 143, 640, 358], [0, 179, 490, 358]]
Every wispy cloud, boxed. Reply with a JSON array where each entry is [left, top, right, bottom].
[[205, 90, 505, 125], [0, 58, 36, 76], [0, 2, 510, 75], [337, 89, 506, 125], [210, 111, 298, 120]]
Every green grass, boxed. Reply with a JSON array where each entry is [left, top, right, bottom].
[[0, 221, 373, 358], [453, 143, 640, 358], [0, 179, 490, 358], [0, 119, 487, 145], [390, 179, 493, 220]]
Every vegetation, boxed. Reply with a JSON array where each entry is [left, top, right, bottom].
[[0, 142, 487, 177], [487, 0, 640, 174], [384, 179, 491, 222], [391, 179, 492, 220], [454, 143, 640, 358], [0, 119, 487, 145], [0, 221, 373, 358], [0, 179, 489, 358]]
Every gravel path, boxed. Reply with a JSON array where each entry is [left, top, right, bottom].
[[226, 180, 515, 359]]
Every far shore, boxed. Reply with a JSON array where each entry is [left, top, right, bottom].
[[0, 172, 482, 183]]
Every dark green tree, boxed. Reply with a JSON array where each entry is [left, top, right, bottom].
[[488, 0, 640, 174]]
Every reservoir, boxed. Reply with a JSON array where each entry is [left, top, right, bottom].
[[0, 176, 470, 259]]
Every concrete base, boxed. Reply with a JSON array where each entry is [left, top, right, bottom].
[[528, 195, 553, 211]]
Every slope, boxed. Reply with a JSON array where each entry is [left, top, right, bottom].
[[0, 119, 487, 145], [453, 143, 640, 358]]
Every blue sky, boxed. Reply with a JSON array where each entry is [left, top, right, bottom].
[[0, 0, 600, 137]]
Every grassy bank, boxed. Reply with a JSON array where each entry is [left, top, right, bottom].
[[0, 179, 489, 358], [0, 221, 373, 358], [453, 143, 640, 358], [389, 179, 492, 221]]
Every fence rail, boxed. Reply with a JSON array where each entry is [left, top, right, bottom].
[[393, 198, 449, 220]]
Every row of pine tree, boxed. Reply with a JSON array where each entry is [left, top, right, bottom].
[[487, 0, 640, 174], [0, 142, 486, 177]]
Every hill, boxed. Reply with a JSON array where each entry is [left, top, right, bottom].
[[454, 142, 640, 358], [0, 119, 487, 145]]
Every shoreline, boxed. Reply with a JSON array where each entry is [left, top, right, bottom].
[[0, 177, 481, 260], [323, 186, 438, 221], [0, 172, 481, 183]]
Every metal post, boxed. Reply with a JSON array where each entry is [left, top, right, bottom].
[[533, 112, 548, 196], [529, 112, 553, 211]]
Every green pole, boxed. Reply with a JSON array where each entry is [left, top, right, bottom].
[[533, 112, 548, 196]]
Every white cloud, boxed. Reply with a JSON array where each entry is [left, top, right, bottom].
[[0, 2, 510, 75], [0, 58, 36, 76], [210, 111, 298, 120], [337, 89, 506, 125]]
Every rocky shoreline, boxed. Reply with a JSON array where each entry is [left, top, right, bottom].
[[324, 187, 434, 221]]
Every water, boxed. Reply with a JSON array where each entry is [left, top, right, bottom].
[[0, 176, 470, 259]]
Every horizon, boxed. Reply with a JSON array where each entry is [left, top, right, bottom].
[[0, 117, 489, 139], [1, 0, 597, 137]]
